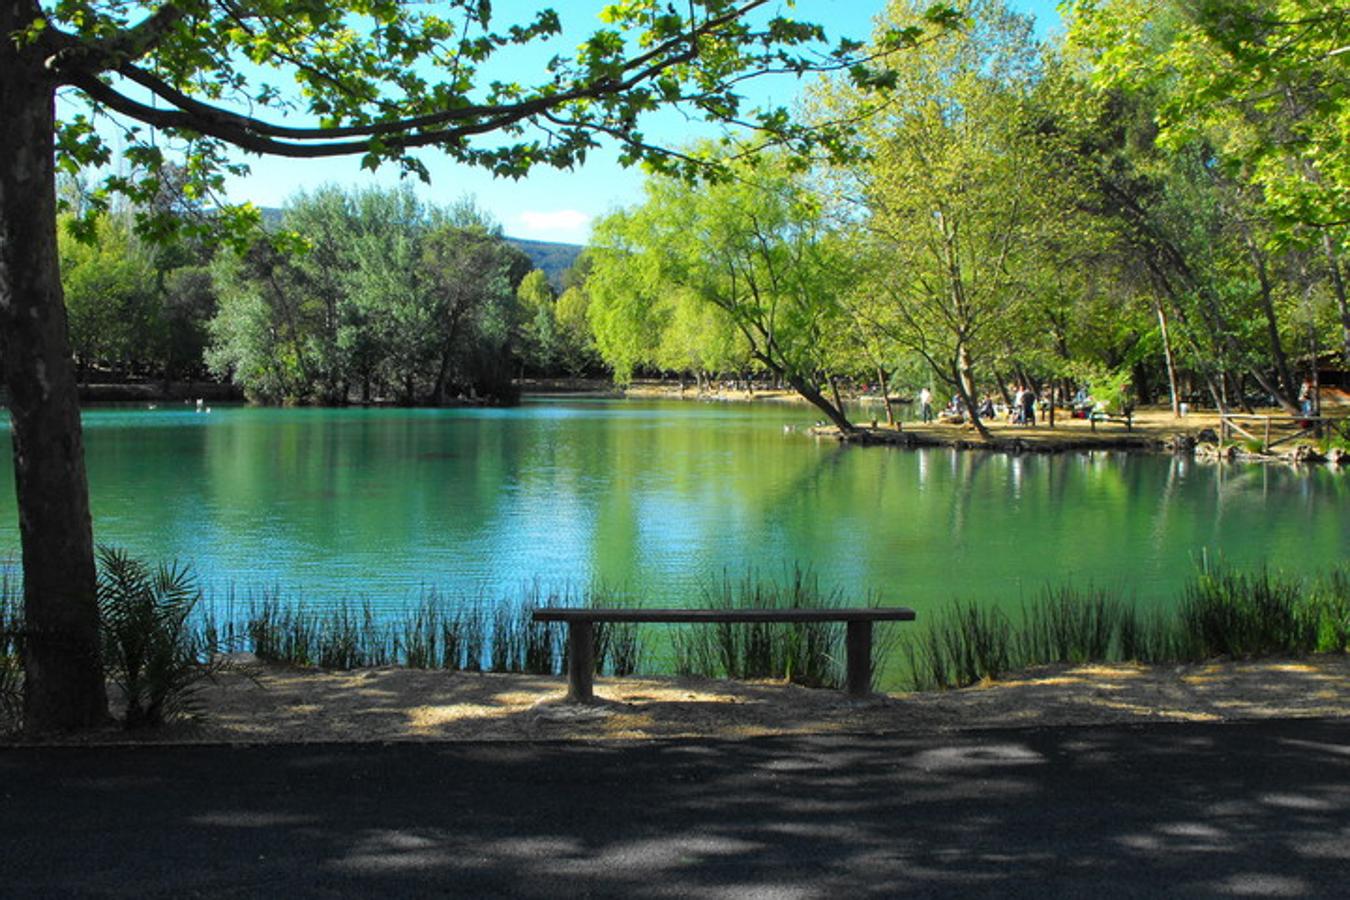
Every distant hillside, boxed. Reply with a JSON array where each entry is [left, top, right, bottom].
[[506, 238, 583, 287]]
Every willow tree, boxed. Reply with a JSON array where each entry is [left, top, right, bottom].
[[589, 155, 860, 431], [0, 0, 959, 731], [820, 0, 1044, 439]]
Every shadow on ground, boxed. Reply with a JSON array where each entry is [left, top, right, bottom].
[[1, 718, 1346, 897]]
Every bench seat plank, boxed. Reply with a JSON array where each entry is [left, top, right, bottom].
[[532, 607, 915, 624]]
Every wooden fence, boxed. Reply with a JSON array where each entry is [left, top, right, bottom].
[[1218, 412, 1349, 452]]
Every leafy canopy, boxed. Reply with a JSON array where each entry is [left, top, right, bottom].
[[27, 0, 961, 243]]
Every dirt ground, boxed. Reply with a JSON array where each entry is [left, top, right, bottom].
[[7, 655, 1346, 745]]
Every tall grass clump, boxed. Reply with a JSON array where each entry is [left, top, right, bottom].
[[1309, 566, 1350, 653], [243, 592, 395, 668], [490, 585, 564, 674], [670, 568, 885, 689], [400, 593, 441, 669], [316, 603, 394, 668], [1179, 563, 1318, 659], [246, 591, 320, 666], [96, 546, 223, 727], [1117, 604, 1184, 663], [906, 601, 1014, 691], [1018, 586, 1123, 665]]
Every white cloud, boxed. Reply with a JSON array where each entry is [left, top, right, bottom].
[[514, 209, 592, 243]]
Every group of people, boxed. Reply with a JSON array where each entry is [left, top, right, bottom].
[[916, 385, 1043, 426]]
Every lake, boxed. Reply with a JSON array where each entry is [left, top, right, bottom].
[[1, 398, 1346, 615]]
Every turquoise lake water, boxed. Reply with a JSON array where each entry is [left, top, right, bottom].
[[1, 398, 1346, 615]]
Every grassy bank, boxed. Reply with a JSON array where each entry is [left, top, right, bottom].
[[202, 569, 864, 688], [1, 561, 1347, 728], [908, 564, 1349, 690]]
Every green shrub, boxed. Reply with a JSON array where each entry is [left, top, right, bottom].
[[97, 546, 221, 728]]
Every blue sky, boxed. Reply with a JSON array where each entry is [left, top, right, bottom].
[[218, 1, 1064, 244]]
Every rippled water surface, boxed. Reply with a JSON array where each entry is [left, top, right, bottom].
[[1, 399, 1346, 611]]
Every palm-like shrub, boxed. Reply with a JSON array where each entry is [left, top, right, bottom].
[[97, 546, 217, 727], [0, 572, 20, 724]]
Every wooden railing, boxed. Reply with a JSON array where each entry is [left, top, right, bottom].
[[1218, 412, 1349, 452]]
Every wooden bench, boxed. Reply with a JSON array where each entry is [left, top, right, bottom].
[[1089, 409, 1133, 432], [532, 607, 917, 702]]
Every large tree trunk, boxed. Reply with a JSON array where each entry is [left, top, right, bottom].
[[781, 370, 854, 433], [0, 28, 108, 732]]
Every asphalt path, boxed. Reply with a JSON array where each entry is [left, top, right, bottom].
[[1, 718, 1347, 898]]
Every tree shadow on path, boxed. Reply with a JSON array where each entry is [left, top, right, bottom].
[[1, 718, 1346, 897]]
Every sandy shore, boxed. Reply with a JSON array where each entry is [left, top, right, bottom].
[[5, 654, 1345, 746]]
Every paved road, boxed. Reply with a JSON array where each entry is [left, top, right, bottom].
[[1, 718, 1346, 898]]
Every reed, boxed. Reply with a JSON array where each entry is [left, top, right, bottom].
[[666, 568, 871, 689], [1018, 586, 1123, 665], [1180, 564, 1318, 659], [1311, 567, 1350, 653], [906, 601, 1014, 691], [6, 553, 1348, 732]]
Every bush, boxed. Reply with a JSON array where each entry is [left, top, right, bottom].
[[97, 546, 221, 728]]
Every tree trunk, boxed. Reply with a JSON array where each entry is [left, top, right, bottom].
[[954, 344, 992, 441], [0, 33, 108, 731], [782, 370, 854, 433], [432, 347, 453, 406], [1322, 230, 1350, 365], [876, 366, 895, 426], [1242, 233, 1297, 405], [1155, 301, 1181, 416]]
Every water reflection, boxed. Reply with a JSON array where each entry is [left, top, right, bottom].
[[0, 400, 1345, 612]]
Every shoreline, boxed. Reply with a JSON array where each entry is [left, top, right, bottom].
[[4, 654, 1345, 747], [622, 381, 1347, 467]]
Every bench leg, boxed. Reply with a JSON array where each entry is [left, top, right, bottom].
[[846, 620, 872, 697], [566, 621, 595, 703]]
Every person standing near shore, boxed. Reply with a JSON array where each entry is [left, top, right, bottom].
[[919, 387, 933, 423]]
